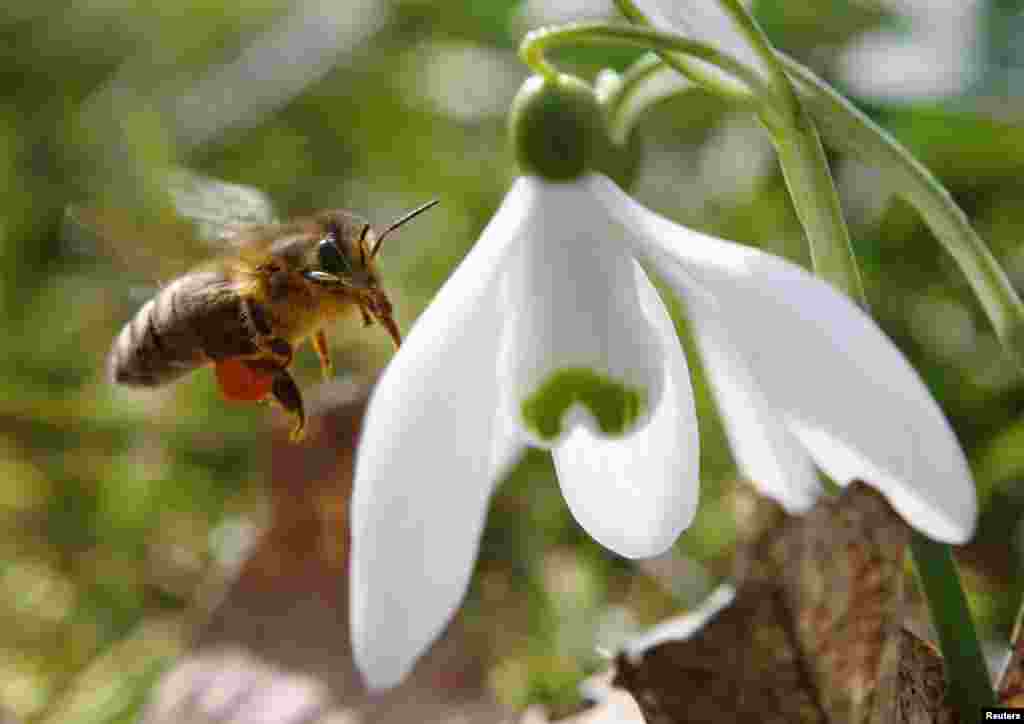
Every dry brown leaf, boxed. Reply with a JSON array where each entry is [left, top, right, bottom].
[[612, 582, 825, 724], [609, 482, 922, 724], [894, 627, 957, 724], [771, 482, 910, 724]]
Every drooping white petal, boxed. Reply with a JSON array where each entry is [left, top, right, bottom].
[[584, 174, 817, 512], [497, 177, 665, 449], [349, 181, 530, 690], [553, 262, 699, 559], [632, 0, 772, 92], [682, 279, 821, 512], [592, 175, 976, 543]]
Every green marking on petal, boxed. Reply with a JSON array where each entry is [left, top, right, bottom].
[[521, 367, 647, 441]]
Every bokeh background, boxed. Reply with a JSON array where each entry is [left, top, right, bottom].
[[1, 0, 1023, 721]]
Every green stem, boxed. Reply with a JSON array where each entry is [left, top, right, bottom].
[[713, 0, 801, 121], [519, 22, 770, 110], [612, 0, 791, 130], [598, 53, 672, 146], [910, 532, 996, 711], [767, 107, 868, 305], [608, 3, 865, 303], [779, 54, 1024, 367], [708, 0, 863, 301]]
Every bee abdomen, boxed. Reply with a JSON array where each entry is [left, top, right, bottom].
[[108, 274, 220, 387]]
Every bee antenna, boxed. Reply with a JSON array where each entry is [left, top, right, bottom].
[[371, 199, 439, 259]]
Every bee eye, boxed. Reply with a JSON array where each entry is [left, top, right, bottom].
[[317, 239, 351, 275]]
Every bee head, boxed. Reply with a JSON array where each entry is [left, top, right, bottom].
[[300, 202, 437, 349], [303, 201, 438, 290], [301, 211, 378, 290]]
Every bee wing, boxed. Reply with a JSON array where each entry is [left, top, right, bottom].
[[63, 201, 200, 279], [165, 168, 279, 247], [65, 168, 281, 278]]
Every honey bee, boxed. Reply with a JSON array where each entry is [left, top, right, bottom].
[[98, 175, 437, 441]]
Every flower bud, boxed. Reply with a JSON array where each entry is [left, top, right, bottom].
[[510, 74, 606, 182]]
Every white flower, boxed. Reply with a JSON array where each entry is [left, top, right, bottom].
[[837, 0, 982, 102], [349, 172, 976, 689]]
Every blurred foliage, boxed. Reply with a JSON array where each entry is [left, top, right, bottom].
[[0, 0, 1023, 721]]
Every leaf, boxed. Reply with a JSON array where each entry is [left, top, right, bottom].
[[774, 483, 910, 723], [894, 628, 957, 724], [613, 582, 825, 723], [609, 482, 919, 724]]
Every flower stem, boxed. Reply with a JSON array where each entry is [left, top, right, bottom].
[[598, 53, 673, 146], [518, 22, 770, 110], [692, 1, 867, 301], [711, 0, 801, 120], [610, 2, 867, 305], [779, 54, 1024, 368], [910, 532, 996, 711], [765, 107, 868, 306]]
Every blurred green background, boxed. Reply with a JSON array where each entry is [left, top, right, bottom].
[[1, 0, 1023, 720]]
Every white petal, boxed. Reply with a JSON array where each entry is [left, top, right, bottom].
[[553, 262, 699, 559], [592, 175, 976, 543], [349, 181, 529, 690], [632, 0, 772, 90], [497, 177, 665, 448], [683, 280, 821, 512], [582, 174, 818, 512]]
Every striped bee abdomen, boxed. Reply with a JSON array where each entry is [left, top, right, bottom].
[[108, 271, 258, 386]]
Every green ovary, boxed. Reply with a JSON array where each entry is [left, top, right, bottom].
[[521, 367, 647, 441]]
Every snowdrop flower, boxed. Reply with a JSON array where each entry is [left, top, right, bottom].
[[837, 0, 982, 102], [349, 74, 975, 690]]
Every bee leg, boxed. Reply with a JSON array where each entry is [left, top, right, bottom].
[[359, 305, 373, 328], [270, 369, 306, 442], [312, 329, 333, 381], [241, 298, 293, 367]]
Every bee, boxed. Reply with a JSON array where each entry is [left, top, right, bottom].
[[99, 175, 437, 441]]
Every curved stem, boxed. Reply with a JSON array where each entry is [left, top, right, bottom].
[[599, 53, 671, 145], [713, 0, 800, 122], [519, 22, 772, 110], [599, 52, 693, 146], [611, 0, 791, 129], [768, 106, 868, 306]]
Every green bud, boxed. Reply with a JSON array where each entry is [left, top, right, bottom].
[[510, 74, 606, 182]]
